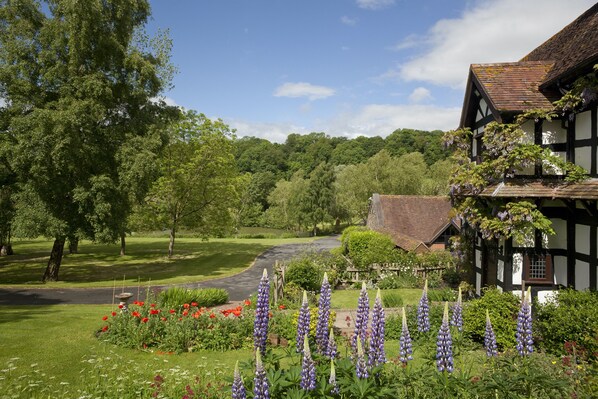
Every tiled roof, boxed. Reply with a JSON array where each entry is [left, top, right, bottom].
[[521, 3, 598, 88], [477, 179, 598, 200], [471, 62, 559, 113], [367, 194, 458, 251]]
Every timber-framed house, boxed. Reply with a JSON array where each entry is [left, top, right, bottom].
[[459, 4, 598, 300]]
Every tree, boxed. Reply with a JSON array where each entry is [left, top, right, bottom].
[[0, 0, 175, 281], [304, 162, 335, 235], [142, 112, 238, 257], [265, 171, 309, 230]]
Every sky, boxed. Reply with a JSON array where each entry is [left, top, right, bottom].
[[147, 0, 596, 142]]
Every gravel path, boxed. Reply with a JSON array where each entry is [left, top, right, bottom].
[[0, 236, 340, 305]]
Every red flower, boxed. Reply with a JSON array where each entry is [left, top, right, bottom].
[[193, 311, 200, 319], [101, 325, 108, 332], [133, 300, 139, 305], [183, 303, 190, 309], [182, 310, 189, 316], [138, 301, 145, 306], [169, 309, 176, 314], [102, 315, 108, 321], [118, 304, 123, 309], [278, 304, 285, 310], [232, 309, 241, 317], [132, 311, 141, 318], [111, 311, 117, 317], [209, 313, 216, 319], [191, 302, 198, 307], [161, 317, 167, 321], [141, 317, 149, 323], [150, 303, 156, 308], [244, 299, 251, 306], [150, 309, 159, 315]]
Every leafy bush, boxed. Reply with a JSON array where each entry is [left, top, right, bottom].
[[285, 258, 322, 291], [345, 230, 396, 269], [463, 288, 519, 351], [158, 287, 228, 309], [536, 289, 598, 361], [381, 291, 403, 308]]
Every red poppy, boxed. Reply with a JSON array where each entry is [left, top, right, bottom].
[[111, 311, 117, 317], [191, 302, 198, 307], [138, 301, 145, 306], [182, 310, 189, 316], [133, 300, 139, 306], [118, 304, 123, 309], [244, 299, 251, 306], [102, 315, 108, 321], [141, 317, 149, 323], [102, 326, 108, 332], [161, 317, 167, 321], [169, 309, 176, 314], [209, 313, 216, 319], [193, 311, 200, 319], [150, 303, 156, 308], [232, 309, 241, 317], [278, 304, 285, 310], [150, 309, 159, 315], [183, 303, 190, 309], [132, 311, 141, 318]]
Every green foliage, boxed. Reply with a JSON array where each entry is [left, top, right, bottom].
[[377, 274, 420, 289], [345, 230, 396, 269], [285, 259, 323, 292], [381, 291, 403, 308], [158, 287, 228, 309], [536, 289, 598, 361], [462, 288, 520, 350]]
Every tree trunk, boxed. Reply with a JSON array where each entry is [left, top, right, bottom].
[[43, 238, 65, 282], [68, 237, 78, 254], [313, 224, 318, 237], [168, 226, 176, 258], [120, 231, 126, 256]]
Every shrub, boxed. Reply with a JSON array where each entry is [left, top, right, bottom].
[[462, 287, 519, 351], [158, 287, 229, 309], [285, 258, 322, 291], [381, 291, 403, 308], [536, 289, 598, 361], [345, 230, 396, 269]]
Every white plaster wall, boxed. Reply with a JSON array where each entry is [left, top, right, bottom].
[[537, 290, 557, 304], [576, 224, 590, 255], [542, 120, 567, 144], [512, 253, 523, 285], [575, 261, 590, 290], [478, 99, 488, 121], [575, 146, 591, 172], [576, 110, 592, 140], [545, 219, 567, 249], [497, 259, 504, 283], [554, 256, 567, 286], [476, 249, 482, 294], [520, 120, 535, 143], [472, 138, 478, 156]]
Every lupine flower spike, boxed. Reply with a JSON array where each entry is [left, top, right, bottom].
[[329, 359, 339, 395], [355, 337, 369, 379], [300, 336, 316, 391], [399, 307, 413, 364], [232, 361, 247, 399], [417, 279, 430, 333], [351, 282, 370, 353], [484, 310, 498, 357], [450, 286, 463, 331], [516, 287, 534, 356], [368, 288, 386, 368], [436, 302, 454, 373], [296, 290, 310, 353], [326, 327, 338, 359], [316, 272, 332, 354], [253, 350, 270, 399], [253, 269, 270, 355]]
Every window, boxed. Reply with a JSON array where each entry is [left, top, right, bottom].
[[523, 253, 553, 284]]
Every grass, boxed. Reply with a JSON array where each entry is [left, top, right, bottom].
[[330, 288, 423, 309], [0, 305, 253, 397], [0, 236, 315, 288]]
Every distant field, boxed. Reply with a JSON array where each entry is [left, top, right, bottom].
[[0, 236, 315, 288]]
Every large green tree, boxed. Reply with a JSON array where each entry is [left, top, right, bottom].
[[0, 0, 175, 281], [141, 112, 238, 257], [304, 162, 335, 235]]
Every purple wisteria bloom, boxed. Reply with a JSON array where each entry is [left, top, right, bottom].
[[355, 338, 369, 379], [368, 289, 386, 368], [253, 350, 270, 399], [316, 272, 332, 354], [232, 361, 247, 399], [417, 280, 430, 333], [399, 307, 413, 364], [253, 269, 270, 355], [326, 327, 338, 359], [296, 290, 311, 353], [450, 287, 463, 332], [329, 359, 339, 395], [351, 282, 370, 353], [484, 310, 498, 357], [300, 336, 316, 391], [436, 302, 454, 373], [516, 287, 534, 356]]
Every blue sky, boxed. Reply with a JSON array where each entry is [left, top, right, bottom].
[[147, 0, 595, 142]]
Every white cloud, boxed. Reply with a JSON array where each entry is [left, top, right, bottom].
[[273, 82, 335, 101], [229, 119, 308, 143], [389, 34, 422, 51], [340, 15, 358, 26], [389, 0, 596, 88], [356, 0, 395, 10], [408, 87, 433, 103]]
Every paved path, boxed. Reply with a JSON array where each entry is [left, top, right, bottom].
[[0, 236, 340, 305]]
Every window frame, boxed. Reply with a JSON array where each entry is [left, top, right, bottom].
[[523, 253, 554, 285]]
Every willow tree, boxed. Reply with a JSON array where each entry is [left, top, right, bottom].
[[0, 0, 175, 281]]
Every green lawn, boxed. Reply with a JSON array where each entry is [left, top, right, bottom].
[[0, 236, 315, 288], [330, 288, 425, 309]]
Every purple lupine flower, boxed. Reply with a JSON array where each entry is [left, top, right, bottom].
[[355, 337, 369, 379], [329, 359, 339, 395], [253, 269, 270, 355], [417, 280, 430, 333], [484, 310, 498, 357], [368, 289, 386, 368], [300, 336, 316, 391], [296, 290, 310, 353], [232, 361, 247, 399], [316, 272, 332, 354], [326, 327, 338, 359], [450, 287, 463, 332], [253, 350, 270, 399], [399, 307, 413, 364], [436, 302, 454, 373], [516, 287, 534, 356], [351, 282, 370, 353]]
